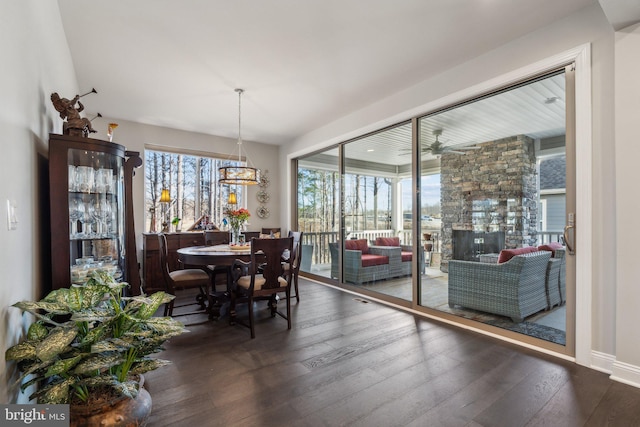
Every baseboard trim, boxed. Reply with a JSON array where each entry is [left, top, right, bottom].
[[590, 350, 615, 373], [611, 360, 640, 388]]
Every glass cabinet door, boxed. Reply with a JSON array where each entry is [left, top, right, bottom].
[[49, 134, 140, 293], [67, 148, 125, 284]]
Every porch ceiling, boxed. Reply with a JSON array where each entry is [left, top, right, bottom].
[[339, 73, 566, 167]]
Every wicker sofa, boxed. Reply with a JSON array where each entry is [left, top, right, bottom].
[[373, 236, 425, 276], [448, 251, 551, 322], [329, 240, 401, 285]]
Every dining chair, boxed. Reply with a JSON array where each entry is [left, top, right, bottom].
[[229, 236, 294, 338], [260, 227, 281, 237], [243, 231, 261, 241], [158, 233, 211, 316], [204, 230, 231, 292], [285, 231, 303, 302]]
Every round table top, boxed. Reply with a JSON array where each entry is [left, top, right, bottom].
[[177, 245, 252, 266]]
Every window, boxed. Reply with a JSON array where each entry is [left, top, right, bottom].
[[144, 149, 244, 232]]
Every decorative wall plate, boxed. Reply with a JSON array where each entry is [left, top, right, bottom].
[[256, 189, 270, 203], [258, 175, 270, 187], [256, 205, 270, 219]]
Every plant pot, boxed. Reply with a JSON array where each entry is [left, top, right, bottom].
[[70, 377, 152, 427]]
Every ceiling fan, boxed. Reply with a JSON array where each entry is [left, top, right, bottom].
[[421, 129, 479, 156]]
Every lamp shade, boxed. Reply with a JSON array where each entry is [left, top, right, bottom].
[[160, 188, 171, 203], [227, 192, 237, 204], [219, 166, 260, 185]]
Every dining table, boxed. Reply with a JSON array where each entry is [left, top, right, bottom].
[[177, 244, 254, 319]]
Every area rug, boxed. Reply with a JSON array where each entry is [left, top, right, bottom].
[[485, 318, 566, 346]]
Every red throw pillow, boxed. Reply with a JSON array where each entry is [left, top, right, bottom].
[[345, 239, 369, 254], [497, 246, 538, 263], [538, 242, 564, 257], [375, 237, 400, 247]]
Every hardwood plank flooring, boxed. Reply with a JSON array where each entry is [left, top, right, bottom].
[[144, 279, 640, 426]]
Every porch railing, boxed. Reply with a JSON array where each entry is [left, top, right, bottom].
[[300, 229, 562, 271], [300, 229, 443, 269], [537, 230, 564, 245]]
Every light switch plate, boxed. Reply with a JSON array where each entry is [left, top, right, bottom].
[[7, 199, 17, 231]]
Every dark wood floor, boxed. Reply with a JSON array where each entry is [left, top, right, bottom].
[[144, 279, 640, 427]]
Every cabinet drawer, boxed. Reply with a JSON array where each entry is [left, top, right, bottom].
[[180, 233, 204, 247]]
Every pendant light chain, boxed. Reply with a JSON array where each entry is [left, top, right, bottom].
[[236, 88, 243, 164], [218, 88, 260, 185]]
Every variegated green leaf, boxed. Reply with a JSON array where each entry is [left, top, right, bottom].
[[27, 322, 49, 341], [42, 288, 69, 304], [112, 379, 139, 399], [130, 358, 171, 374], [44, 355, 83, 378], [78, 375, 119, 390], [36, 327, 77, 361], [16, 359, 53, 391], [13, 300, 70, 315], [135, 292, 174, 320], [70, 307, 113, 323], [91, 337, 132, 353], [82, 285, 113, 307], [5, 341, 37, 361], [32, 378, 73, 404], [79, 323, 109, 347], [66, 286, 84, 311], [73, 353, 125, 375]]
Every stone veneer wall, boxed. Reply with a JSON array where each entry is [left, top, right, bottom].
[[440, 135, 538, 271]]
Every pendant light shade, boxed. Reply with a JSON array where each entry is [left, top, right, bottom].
[[160, 188, 171, 203], [227, 192, 237, 205], [218, 88, 260, 185], [219, 166, 260, 185]]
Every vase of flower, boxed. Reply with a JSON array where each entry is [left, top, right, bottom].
[[231, 226, 241, 245], [225, 207, 250, 244]]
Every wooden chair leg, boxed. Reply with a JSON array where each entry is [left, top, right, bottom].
[[229, 291, 237, 325], [169, 300, 175, 316], [248, 297, 255, 339], [286, 289, 292, 330], [294, 275, 300, 302]]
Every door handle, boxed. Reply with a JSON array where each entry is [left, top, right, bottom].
[[564, 213, 575, 255]]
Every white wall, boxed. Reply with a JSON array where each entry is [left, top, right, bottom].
[[0, 1, 79, 403], [280, 3, 636, 382], [613, 22, 640, 385], [86, 117, 281, 263]]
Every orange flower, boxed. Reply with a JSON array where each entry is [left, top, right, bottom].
[[225, 207, 250, 230]]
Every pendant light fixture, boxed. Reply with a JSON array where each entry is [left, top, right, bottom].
[[159, 188, 171, 232], [227, 191, 237, 205], [218, 88, 260, 186]]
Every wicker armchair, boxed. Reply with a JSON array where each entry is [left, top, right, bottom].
[[329, 240, 400, 285], [448, 251, 551, 322]]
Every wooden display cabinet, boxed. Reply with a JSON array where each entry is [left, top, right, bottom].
[[49, 134, 142, 293]]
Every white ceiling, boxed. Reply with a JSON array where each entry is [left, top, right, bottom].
[[57, 0, 606, 146]]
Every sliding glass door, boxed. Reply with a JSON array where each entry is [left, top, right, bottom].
[[295, 68, 574, 353], [342, 123, 412, 302]]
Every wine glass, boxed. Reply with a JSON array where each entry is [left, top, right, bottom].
[[68, 197, 82, 237], [77, 166, 95, 193], [91, 199, 104, 237], [81, 202, 95, 237], [68, 165, 77, 192]]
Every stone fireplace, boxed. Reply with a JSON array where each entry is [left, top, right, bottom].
[[440, 135, 538, 271]]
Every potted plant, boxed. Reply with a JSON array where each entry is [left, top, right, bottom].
[[4, 270, 185, 426]]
